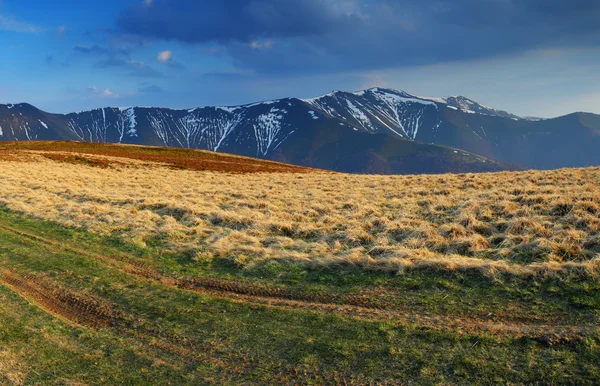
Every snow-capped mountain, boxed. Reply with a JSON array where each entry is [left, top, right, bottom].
[[431, 96, 521, 120], [301, 89, 439, 140], [1, 88, 600, 173]]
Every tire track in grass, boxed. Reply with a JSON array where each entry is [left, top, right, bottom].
[[0, 222, 597, 342], [0, 268, 264, 379], [0, 268, 121, 329]]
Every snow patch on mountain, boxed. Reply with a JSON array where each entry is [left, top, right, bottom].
[[214, 106, 240, 114], [419, 95, 521, 119], [123, 108, 137, 135], [370, 88, 437, 107], [345, 99, 373, 130], [253, 107, 287, 156], [301, 91, 339, 104]]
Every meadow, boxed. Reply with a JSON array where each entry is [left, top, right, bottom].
[[0, 142, 598, 384], [1, 143, 599, 278]]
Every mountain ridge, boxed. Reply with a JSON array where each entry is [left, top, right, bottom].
[[1, 88, 599, 173], [3, 88, 596, 120]]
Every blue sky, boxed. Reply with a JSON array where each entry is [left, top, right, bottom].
[[1, 0, 599, 117]]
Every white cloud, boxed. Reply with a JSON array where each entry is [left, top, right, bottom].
[[0, 13, 43, 33], [87, 86, 120, 98], [56, 25, 66, 37], [358, 71, 389, 90], [157, 50, 172, 63], [143, 0, 153, 6], [250, 40, 274, 50]]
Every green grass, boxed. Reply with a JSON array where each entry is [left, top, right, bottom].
[[0, 208, 598, 384], [3, 207, 598, 320]]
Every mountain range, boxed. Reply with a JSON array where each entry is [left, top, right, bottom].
[[2, 88, 599, 174]]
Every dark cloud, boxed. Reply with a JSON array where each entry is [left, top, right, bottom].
[[45, 54, 69, 68], [202, 69, 255, 81], [96, 57, 129, 68], [73, 45, 163, 78], [166, 61, 186, 70], [116, 0, 350, 43], [115, 0, 600, 74], [73, 45, 131, 65], [127, 61, 164, 78], [73, 45, 112, 56]]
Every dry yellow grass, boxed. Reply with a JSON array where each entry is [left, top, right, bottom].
[[0, 350, 26, 385], [1, 151, 599, 278]]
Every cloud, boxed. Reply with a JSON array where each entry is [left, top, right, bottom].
[[203, 68, 255, 80], [116, 0, 348, 43], [139, 84, 164, 93], [87, 86, 120, 98], [74, 45, 163, 77], [250, 40, 273, 50], [126, 60, 164, 77], [358, 72, 389, 90], [196, 46, 226, 57], [74, 45, 112, 56], [56, 25, 66, 37], [157, 50, 172, 63], [156, 50, 187, 69], [0, 12, 43, 33], [114, 0, 600, 75]]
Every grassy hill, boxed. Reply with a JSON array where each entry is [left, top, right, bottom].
[[0, 143, 598, 384], [0, 141, 315, 174]]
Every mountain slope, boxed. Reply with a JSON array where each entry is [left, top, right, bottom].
[[298, 88, 600, 169], [270, 118, 505, 174], [427, 108, 600, 169], [1, 88, 599, 173], [0, 99, 508, 174]]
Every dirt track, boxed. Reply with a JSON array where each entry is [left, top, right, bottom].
[[0, 268, 120, 329], [0, 222, 597, 343]]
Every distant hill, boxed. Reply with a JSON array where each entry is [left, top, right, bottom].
[[2, 88, 599, 173]]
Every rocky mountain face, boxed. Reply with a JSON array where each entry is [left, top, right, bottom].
[[1, 88, 599, 173]]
